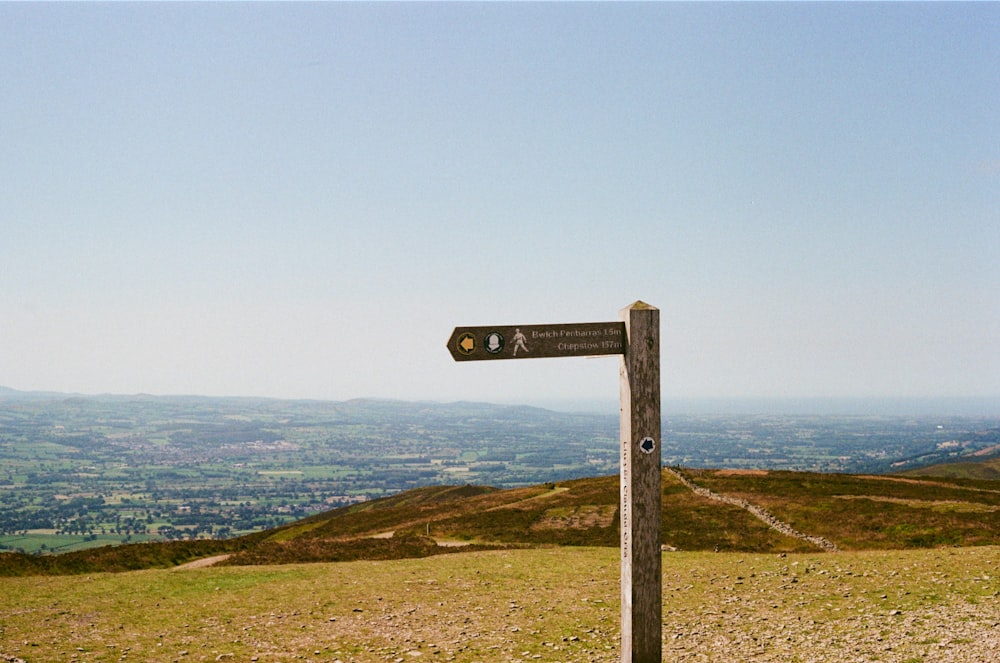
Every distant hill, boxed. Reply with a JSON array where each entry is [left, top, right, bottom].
[[0, 385, 83, 402], [891, 428, 1000, 479], [895, 446, 1000, 481], [3, 467, 999, 576], [902, 456, 1000, 481]]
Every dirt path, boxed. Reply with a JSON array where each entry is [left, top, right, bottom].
[[860, 473, 1000, 494], [666, 467, 840, 552], [172, 554, 232, 570]]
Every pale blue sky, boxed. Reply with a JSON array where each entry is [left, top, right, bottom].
[[2, 3, 998, 410]]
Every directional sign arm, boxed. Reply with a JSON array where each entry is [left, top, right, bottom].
[[447, 322, 626, 361]]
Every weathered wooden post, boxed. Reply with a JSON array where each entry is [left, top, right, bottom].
[[619, 301, 661, 663], [447, 301, 662, 663]]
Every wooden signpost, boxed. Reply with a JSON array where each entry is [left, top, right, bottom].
[[448, 301, 662, 663], [618, 302, 662, 663]]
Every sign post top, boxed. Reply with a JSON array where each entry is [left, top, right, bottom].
[[622, 300, 658, 312], [447, 321, 626, 362]]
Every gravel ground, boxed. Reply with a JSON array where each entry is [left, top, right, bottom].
[[2, 546, 997, 662], [328, 549, 999, 663], [320, 590, 1000, 663], [660, 584, 1000, 663]]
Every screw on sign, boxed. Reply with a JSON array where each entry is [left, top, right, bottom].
[[448, 302, 662, 663]]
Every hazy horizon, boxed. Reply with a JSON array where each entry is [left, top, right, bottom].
[[2, 384, 997, 419]]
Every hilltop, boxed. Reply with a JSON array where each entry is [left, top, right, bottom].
[[3, 465, 999, 577], [2, 545, 996, 663]]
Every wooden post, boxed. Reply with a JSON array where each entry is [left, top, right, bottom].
[[619, 301, 661, 663]]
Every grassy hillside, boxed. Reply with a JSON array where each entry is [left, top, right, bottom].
[[683, 468, 1000, 549], [230, 468, 1000, 557], [1, 546, 998, 662], [896, 450, 1000, 481], [3, 467, 999, 577]]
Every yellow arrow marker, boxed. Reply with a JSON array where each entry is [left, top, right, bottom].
[[457, 333, 476, 354]]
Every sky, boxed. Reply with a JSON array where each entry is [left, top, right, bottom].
[[2, 3, 998, 413]]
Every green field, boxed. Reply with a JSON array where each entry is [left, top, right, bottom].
[[0, 531, 158, 554]]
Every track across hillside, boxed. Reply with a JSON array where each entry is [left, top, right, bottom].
[[666, 467, 840, 552]]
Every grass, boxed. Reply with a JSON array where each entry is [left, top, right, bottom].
[[0, 548, 619, 662], [1, 546, 997, 662], [0, 532, 158, 554]]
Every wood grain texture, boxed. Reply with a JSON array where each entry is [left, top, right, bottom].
[[619, 301, 662, 663]]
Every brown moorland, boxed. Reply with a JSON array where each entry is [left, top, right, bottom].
[[3, 467, 1000, 576]]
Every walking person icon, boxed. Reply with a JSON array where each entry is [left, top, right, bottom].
[[512, 328, 529, 356]]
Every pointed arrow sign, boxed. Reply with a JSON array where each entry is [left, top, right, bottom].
[[447, 322, 626, 361]]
